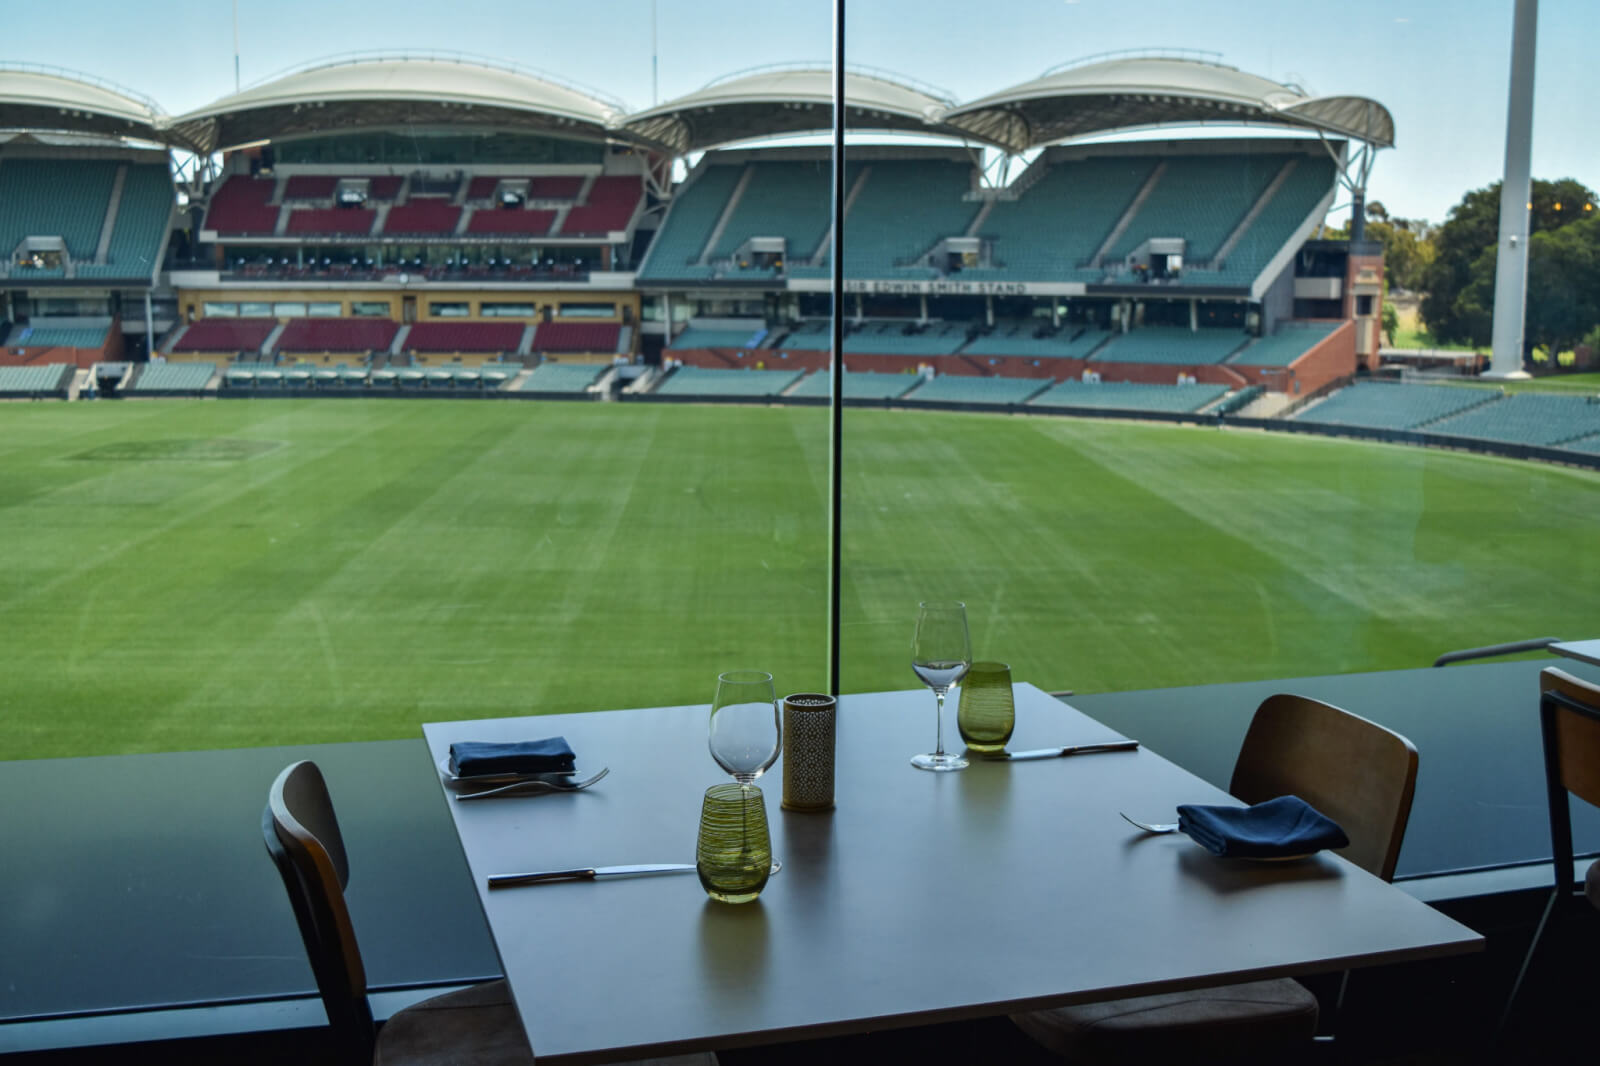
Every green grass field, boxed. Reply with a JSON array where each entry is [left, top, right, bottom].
[[5, 398, 1599, 760]]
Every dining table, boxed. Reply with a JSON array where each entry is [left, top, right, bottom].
[[422, 682, 1482, 1064]]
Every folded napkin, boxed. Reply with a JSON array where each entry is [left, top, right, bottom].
[[448, 737, 576, 778], [1176, 795, 1349, 860]]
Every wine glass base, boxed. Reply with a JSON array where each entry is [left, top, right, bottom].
[[911, 752, 969, 772]]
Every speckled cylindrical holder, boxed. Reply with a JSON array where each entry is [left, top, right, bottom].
[[781, 693, 836, 811]]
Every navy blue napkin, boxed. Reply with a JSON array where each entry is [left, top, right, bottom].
[[448, 737, 576, 778], [1176, 795, 1349, 859]]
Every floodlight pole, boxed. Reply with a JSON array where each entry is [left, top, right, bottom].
[[1485, 0, 1537, 380], [826, 0, 846, 697], [650, 0, 659, 106], [232, 0, 241, 92]]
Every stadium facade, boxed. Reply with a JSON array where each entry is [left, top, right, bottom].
[[0, 53, 1389, 408]]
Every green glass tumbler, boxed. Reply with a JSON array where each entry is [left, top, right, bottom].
[[696, 783, 772, 904], [957, 661, 1015, 753]]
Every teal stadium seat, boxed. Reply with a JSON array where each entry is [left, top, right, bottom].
[[1211, 157, 1337, 284], [843, 321, 969, 356], [0, 160, 118, 261], [636, 165, 744, 282], [788, 371, 919, 400], [1029, 379, 1229, 413], [1294, 382, 1498, 431], [710, 161, 831, 269], [774, 322, 832, 352], [516, 364, 602, 393], [668, 326, 770, 350], [964, 324, 1111, 359], [1229, 321, 1340, 367], [1093, 327, 1247, 366], [132, 363, 216, 393], [901, 375, 1047, 406], [75, 165, 173, 280], [3, 324, 109, 349], [654, 367, 802, 398], [839, 160, 980, 279], [1425, 392, 1600, 447], [0, 364, 72, 397], [1107, 155, 1286, 265]]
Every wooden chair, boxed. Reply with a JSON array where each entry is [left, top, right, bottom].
[[265, 760, 715, 1066], [1011, 694, 1419, 1064], [1500, 668, 1600, 1029]]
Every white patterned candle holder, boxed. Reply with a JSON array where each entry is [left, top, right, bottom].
[[781, 693, 837, 812]]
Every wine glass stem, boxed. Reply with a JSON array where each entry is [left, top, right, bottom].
[[934, 689, 947, 757]]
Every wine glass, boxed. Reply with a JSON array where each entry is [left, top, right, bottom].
[[709, 670, 781, 789], [910, 601, 972, 772]]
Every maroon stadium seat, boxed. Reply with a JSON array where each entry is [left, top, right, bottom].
[[533, 322, 620, 353], [383, 200, 461, 235], [173, 317, 277, 353], [287, 208, 376, 236], [528, 176, 584, 200], [276, 318, 398, 353], [559, 177, 641, 235], [466, 208, 557, 236], [205, 176, 279, 235], [367, 176, 404, 200], [407, 321, 524, 353], [283, 175, 339, 200]]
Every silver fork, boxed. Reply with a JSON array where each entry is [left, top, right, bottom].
[[456, 767, 610, 801], [1119, 811, 1179, 834]]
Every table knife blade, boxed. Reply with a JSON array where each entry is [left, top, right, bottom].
[[488, 863, 697, 889], [985, 740, 1140, 761]]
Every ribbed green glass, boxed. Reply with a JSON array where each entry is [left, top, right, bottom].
[[696, 784, 772, 904], [957, 661, 1015, 752]]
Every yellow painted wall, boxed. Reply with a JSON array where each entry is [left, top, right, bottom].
[[177, 288, 640, 326]]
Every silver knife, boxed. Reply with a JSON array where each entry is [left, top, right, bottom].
[[985, 740, 1140, 761], [488, 864, 696, 889]]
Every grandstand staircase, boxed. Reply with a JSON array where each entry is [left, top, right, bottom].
[[162, 324, 189, 355], [260, 321, 288, 357], [389, 326, 411, 356], [698, 166, 754, 264], [93, 164, 127, 266], [810, 165, 871, 266], [1209, 158, 1299, 269], [273, 204, 291, 237], [963, 199, 995, 238], [453, 208, 474, 236], [1090, 161, 1167, 269], [372, 201, 394, 233], [517, 325, 535, 357]]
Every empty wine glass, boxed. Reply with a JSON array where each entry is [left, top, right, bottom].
[[709, 670, 781, 789], [910, 601, 972, 772]]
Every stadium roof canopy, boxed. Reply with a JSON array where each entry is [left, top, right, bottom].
[[0, 64, 187, 150], [622, 65, 996, 153], [943, 54, 1395, 152], [168, 52, 642, 154]]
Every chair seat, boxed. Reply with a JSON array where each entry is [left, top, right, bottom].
[[376, 979, 718, 1066], [1587, 858, 1600, 911], [1010, 977, 1319, 1064]]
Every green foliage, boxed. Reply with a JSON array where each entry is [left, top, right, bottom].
[[1381, 301, 1400, 345], [1420, 178, 1598, 348]]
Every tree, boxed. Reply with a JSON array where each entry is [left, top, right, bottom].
[[1456, 213, 1600, 365], [1365, 217, 1435, 293], [1419, 178, 1598, 346], [1381, 301, 1400, 346]]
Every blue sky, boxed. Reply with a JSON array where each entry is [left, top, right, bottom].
[[7, 0, 1592, 224]]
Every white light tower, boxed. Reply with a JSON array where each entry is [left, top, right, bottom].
[[1484, 0, 1538, 380]]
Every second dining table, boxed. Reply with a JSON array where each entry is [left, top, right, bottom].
[[422, 683, 1481, 1064]]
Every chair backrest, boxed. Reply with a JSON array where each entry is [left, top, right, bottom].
[[263, 760, 375, 1064], [1230, 693, 1419, 881], [1538, 669, 1600, 899]]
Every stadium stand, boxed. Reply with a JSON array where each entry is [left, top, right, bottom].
[[840, 160, 979, 277], [533, 322, 620, 353], [367, 176, 403, 200], [654, 366, 802, 398], [130, 362, 215, 394], [2, 322, 110, 349], [1424, 392, 1600, 447], [636, 164, 745, 281], [1211, 156, 1337, 283], [0, 159, 117, 260], [1029, 379, 1229, 413], [406, 321, 524, 353], [844, 321, 969, 356], [965, 324, 1109, 359], [530, 176, 585, 199], [276, 318, 398, 353], [0, 364, 72, 398], [517, 363, 603, 393], [1560, 434, 1600, 455], [284, 175, 338, 199], [383, 200, 461, 235], [669, 325, 771, 350], [466, 176, 500, 200], [172, 318, 277, 354], [967, 157, 1158, 281], [466, 207, 556, 236], [1229, 321, 1340, 366], [1294, 382, 1496, 431], [789, 370, 919, 400], [1092, 327, 1246, 365], [901, 375, 1047, 405], [76, 164, 173, 280], [775, 321, 831, 351], [287, 208, 376, 236], [204, 176, 278, 235], [1106, 154, 1286, 265], [710, 161, 831, 268], [559, 176, 642, 235]]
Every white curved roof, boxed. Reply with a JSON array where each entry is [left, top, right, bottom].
[[623, 66, 990, 153], [169, 54, 636, 154], [0, 64, 177, 148], [944, 56, 1394, 151]]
